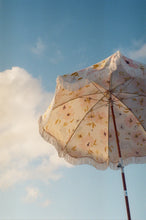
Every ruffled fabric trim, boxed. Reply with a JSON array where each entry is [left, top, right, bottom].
[[109, 156, 146, 170], [39, 116, 146, 170], [39, 116, 108, 170]]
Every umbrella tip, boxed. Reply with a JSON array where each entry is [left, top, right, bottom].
[[116, 50, 122, 56], [112, 50, 122, 58], [114, 50, 123, 60]]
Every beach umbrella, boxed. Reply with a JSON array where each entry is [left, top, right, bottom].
[[39, 51, 146, 220]]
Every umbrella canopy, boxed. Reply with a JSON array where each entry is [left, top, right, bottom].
[[39, 51, 146, 170]]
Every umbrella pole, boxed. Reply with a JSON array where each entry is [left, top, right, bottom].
[[111, 103, 131, 220]]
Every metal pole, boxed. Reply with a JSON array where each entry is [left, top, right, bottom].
[[110, 101, 131, 220]]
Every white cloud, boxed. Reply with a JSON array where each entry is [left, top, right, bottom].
[[41, 199, 51, 207], [0, 67, 70, 190], [31, 38, 45, 55], [23, 186, 52, 206], [127, 44, 146, 61], [23, 186, 41, 203], [31, 39, 64, 63], [49, 49, 64, 64]]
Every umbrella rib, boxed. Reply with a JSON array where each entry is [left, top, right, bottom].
[[64, 95, 105, 149], [52, 91, 103, 110], [111, 78, 134, 92], [113, 92, 145, 96], [90, 81, 107, 96], [112, 94, 145, 131], [89, 81, 144, 102], [112, 94, 146, 101]]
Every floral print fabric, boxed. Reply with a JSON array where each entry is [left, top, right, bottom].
[[39, 51, 146, 169]]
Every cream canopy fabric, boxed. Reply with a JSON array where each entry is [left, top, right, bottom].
[[39, 51, 146, 170]]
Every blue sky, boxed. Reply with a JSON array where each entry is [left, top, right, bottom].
[[0, 0, 146, 219]]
